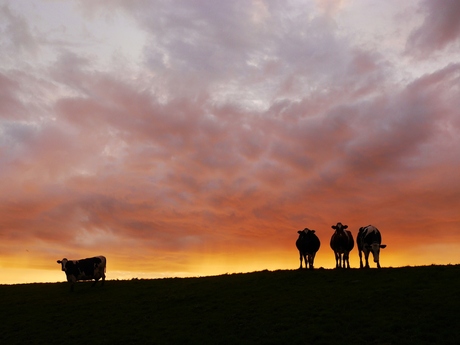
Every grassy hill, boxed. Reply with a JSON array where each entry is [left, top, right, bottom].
[[1, 265, 459, 344]]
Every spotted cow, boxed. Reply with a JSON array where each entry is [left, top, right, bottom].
[[296, 228, 321, 269], [357, 225, 387, 269], [57, 256, 106, 291], [330, 222, 354, 268]]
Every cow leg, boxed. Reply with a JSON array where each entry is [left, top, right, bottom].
[[99, 271, 106, 287], [370, 251, 382, 269], [359, 250, 363, 269], [344, 252, 350, 269], [92, 277, 100, 287], [364, 251, 370, 268], [309, 252, 316, 270], [339, 253, 344, 268], [67, 275, 76, 292], [299, 252, 304, 269]]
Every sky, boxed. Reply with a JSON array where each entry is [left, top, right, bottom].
[[1, 0, 460, 284]]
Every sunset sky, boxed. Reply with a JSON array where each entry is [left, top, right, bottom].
[[1, 0, 460, 284]]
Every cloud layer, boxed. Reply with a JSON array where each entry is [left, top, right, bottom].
[[1, 0, 460, 282]]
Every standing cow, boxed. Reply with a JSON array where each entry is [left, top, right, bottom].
[[57, 256, 106, 291], [330, 222, 354, 269], [357, 225, 387, 268], [296, 228, 321, 269]]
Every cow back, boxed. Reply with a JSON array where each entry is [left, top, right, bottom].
[[65, 256, 106, 281], [345, 230, 354, 251], [330, 231, 354, 252], [358, 225, 381, 248], [297, 231, 320, 254]]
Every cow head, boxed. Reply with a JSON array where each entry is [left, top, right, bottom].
[[365, 244, 387, 262], [298, 228, 315, 237], [57, 258, 68, 272], [331, 222, 348, 233]]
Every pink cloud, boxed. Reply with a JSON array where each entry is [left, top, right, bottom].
[[1, 1, 460, 281], [407, 0, 460, 56], [0, 5, 39, 56], [0, 73, 25, 120]]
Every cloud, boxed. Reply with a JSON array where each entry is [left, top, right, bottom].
[[1, 1, 460, 279], [0, 73, 25, 120], [0, 5, 40, 57], [406, 0, 460, 57]]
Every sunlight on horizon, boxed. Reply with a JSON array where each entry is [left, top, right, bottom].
[[2, 248, 458, 285]]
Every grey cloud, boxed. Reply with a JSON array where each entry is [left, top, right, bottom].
[[2, 0, 460, 274], [0, 73, 25, 120], [0, 5, 40, 57], [406, 0, 460, 57]]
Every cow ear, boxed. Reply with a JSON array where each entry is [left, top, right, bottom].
[[311, 230, 316, 233], [343, 225, 348, 229], [380, 244, 387, 249], [298, 230, 302, 234], [57, 260, 61, 264], [331, 225, 336, 229]]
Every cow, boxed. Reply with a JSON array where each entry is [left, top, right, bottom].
[[357, 225, 387, 269], [296, 228, 321, 269], [57, 256, 106, 291], [330, 222, 354, 269]]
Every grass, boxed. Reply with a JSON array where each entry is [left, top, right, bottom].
[[1, 265, 459, 344]]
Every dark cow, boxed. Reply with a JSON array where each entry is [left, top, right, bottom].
[[296, 228, 321, 269], [357, 225, 387, 268], [330, 222, 354, 269], [57, 256, 106, 291]]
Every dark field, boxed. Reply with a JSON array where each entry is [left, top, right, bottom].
[[1, 265, 459, 344]]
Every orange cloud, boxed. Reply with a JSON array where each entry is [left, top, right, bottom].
[[1, 1, 460, 284]]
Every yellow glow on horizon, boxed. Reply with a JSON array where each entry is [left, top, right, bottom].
[[0, 268, 63, 285], [1, 242, 459, 285]]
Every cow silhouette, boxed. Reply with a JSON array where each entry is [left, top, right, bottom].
[[296, 228, 321, 269], [330, 222, 354, 268], [57, 256, 106, 291], [357, 225, 387, 268]]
